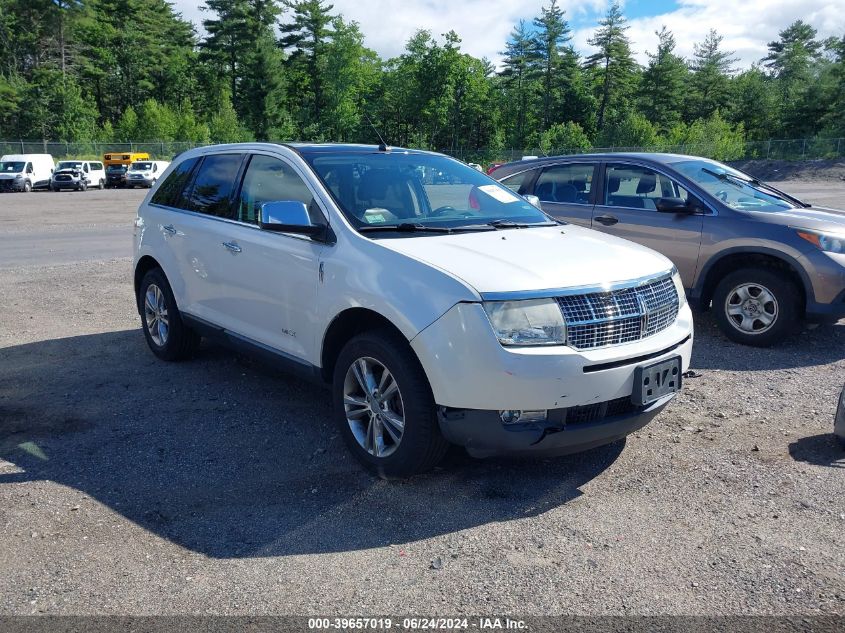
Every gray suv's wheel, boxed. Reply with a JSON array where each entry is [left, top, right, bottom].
[[332, 329, 449, 478], [712, 267, 801, 347], [138, 268, 200, 361]]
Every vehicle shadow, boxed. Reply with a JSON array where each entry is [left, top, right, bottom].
[[690, 312, 845, 371], [0, 330, 624, 559], [788, 434, 845, 469]]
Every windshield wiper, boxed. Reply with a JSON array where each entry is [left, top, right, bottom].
[[701, 168, 809, 207], [486, 219, 559, 229], [358, 223, 453, 234]]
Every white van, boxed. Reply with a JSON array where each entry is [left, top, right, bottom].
[[0, 154, 55, 192], [127, 160, 170, 188], [50, 160, 107, 191]]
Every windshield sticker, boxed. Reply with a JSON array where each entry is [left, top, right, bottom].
[[477, 184, 520, 204]]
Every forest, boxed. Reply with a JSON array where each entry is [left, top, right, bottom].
[[0, 0, 844, 162]]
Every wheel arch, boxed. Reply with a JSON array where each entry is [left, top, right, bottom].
[[134, 255, 163, 314], [320, 307, 416, 383], [695, 248, 810, 313]]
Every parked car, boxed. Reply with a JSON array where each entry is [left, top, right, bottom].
[[0, 154, 54, 192], [493, 153, 845, 347], [133, 143, 693, 476], [50, 160, 106, 191], [126, 160, 169, 188], [104, 151, 151, 188], [835, 384, 845, 448]]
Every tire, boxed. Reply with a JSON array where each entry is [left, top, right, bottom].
[[332, 329, 449, 478], [23, 180, 32, 193], [49, 183, 57, 192], [98, 179, 104, 190], [138, 268, 200, 361], [78, 181, 87, 192], [712, 267, 802, 347]]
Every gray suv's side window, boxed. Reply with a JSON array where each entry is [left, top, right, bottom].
[[237, 154, 321, 225], [535, 163, 595, 204], [604, 164, 686, 210], [185, 154, 245, 219], [499, 169, 537, 194]]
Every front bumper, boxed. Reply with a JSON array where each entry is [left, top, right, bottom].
[[411, 302, 693, 411], [51, 177, 83, 189], [835, 384, 845, 442], [106, 176, 127, 187], [799, 251, 845, 322], [127, 176, 154, 187], [440, 393, 673, 457]]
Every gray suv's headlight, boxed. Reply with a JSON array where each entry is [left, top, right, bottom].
[[483, 299, 567, 346], [796, 228, 845, 254]]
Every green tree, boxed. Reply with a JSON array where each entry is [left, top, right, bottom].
[[531, 0, 570, 131], [584, 2, 637, 132], [280, 0, 335, 127], [538, 121, 591, 154], [729, 66, 777, 140], [639, 26, 687, 132], [208, 89, 252, 142], [685, 29, 736, 121], [499, 20, 538, 147], [597, 111, 660, 148]]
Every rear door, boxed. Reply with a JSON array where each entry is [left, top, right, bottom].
[[529, 162, 598, 227], [591, 162, 704, 284]]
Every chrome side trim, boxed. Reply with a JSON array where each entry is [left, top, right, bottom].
[[479, 268, 676, 302]]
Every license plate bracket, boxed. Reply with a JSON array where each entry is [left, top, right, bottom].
[[632, 356, 682, 406]]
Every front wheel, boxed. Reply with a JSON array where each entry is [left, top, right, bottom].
[[78, 181, 87, 192], [23, 180, 32, 192], [712, 267, 801, 347], [98, 179, 104, 190], [138, 268, 200, 361], [332, 330, 448, 478]]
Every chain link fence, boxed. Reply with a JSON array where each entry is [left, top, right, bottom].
[[2, 138, 844, 165]]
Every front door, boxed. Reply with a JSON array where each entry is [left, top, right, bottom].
[[591, 162, 704, 286]]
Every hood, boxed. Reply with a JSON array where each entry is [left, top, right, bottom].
[[373, 224, 674, 295], [745, 206, 845, 233], [54, 168, 82, 175]]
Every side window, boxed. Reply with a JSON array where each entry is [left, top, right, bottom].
[[237, 154, 320, 225], [535, 164, 595, 204], [26, 162, 33, 174], [499, 169, 536, 194], [83, 163, 89, 173], [604, 164, 683, 210], [185, 154, 244, 219], [151, 156, 200, 208]]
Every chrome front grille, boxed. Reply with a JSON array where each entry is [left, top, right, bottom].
[[558, 275, 679, 350]]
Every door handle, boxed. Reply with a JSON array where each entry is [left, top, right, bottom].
[[161, 224, 177, 235], [222, 241, 242, 253], [594, 215, 619, 226]]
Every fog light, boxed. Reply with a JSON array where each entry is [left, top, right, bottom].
[[499, 409, 547, 425]]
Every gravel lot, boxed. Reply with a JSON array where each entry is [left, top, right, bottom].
[[0, 183, 843, 617]]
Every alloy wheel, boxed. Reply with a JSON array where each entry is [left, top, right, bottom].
[[144, 283, 170, 346], [725, 283, 778, 334], [343, 356, 405, 457]]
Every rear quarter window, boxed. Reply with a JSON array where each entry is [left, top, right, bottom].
[[151, 157, 200, 208]]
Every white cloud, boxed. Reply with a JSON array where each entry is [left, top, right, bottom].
[[574, 0, 845, 69], [173, 0, 845, 70]]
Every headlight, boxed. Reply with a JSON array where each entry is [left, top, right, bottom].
[[483, 298, 567, 346], [671, 268, 687, 307], [14, 174, 22, 179], [796, 228, 845, 254]]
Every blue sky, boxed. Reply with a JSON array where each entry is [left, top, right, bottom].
[[173, 0, 845, 70]]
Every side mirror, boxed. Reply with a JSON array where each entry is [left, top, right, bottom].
[[259, 200, 325, 238], [656, 197, 693, 214], [524, 194, 541, 209]]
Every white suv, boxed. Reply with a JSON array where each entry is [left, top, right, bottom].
[[133, 143, 693, 476]]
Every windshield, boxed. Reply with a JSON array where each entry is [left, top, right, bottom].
[[302, 151, 552, 233], [0, 161, 25, 172], [672, 158, 800, 212], [107, 165, 126, 172], [57, 161, 83, 170], [130, 162, 152, 171]]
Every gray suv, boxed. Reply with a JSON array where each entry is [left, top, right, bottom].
[[493, 153, 845, 346]]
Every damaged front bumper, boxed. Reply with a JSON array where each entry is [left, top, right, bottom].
[[439, 393, 673, 458]]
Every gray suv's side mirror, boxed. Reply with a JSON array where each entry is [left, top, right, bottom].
[[259, 200, 325, 238], [655, 197, 694, 214]]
